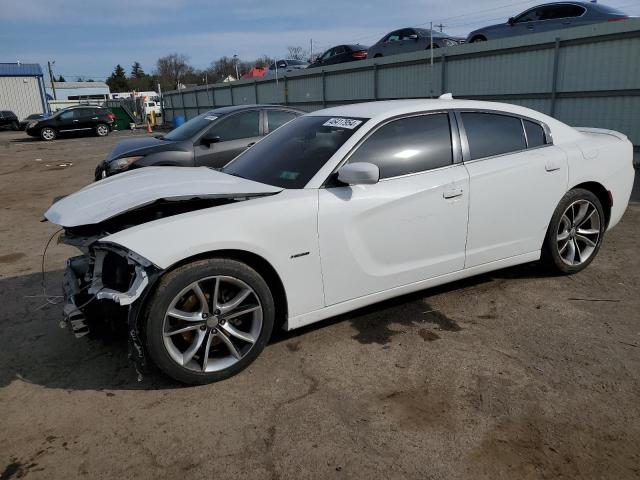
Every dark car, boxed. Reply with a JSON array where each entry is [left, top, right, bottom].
[[0, 111, 19, 130], [367, 28, 462, 58], [19, 113, 45, 130], [95, 104, 305, 179], [466, 2, 629, 42], [308, 44, 369, 68], [26, 106, 115, 141]]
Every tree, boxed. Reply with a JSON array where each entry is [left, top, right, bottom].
[[131, 61, 145, 78], [106, 64, 129, 92], [254, 55, 275, 69], [286, 46, 308, 61], [57, 75, 66, 82], [208, 56, 239, 82], [155, 53, 193, 90]]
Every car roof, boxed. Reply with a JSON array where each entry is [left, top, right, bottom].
[[306, 99, 580, 137], [204, 104, 304, 116]]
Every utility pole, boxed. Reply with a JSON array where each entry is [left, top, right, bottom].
[[233, 54, 239, 80], [435, 23, 445, 32], [430, 22, 434, 67], [310, 38, 313, 62], [47, 61, 57, 100]]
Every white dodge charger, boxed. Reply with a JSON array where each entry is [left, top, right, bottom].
[[46, 98, 634, 384]]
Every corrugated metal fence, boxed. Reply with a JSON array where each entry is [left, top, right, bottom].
[[163, 19, 640, 146]]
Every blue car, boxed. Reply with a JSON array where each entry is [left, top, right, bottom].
[[466, 2, 628, 43]]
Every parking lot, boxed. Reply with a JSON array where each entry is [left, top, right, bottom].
[[0, 129, 639, 479]]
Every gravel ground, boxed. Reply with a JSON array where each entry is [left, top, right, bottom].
[[0, 129, 639, 479]]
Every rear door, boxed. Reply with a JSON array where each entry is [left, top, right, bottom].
[[459, 111, 568, 267], [511, 7, 543, 35], [318, 112, 469, 305], [194, 109, 262, 168]]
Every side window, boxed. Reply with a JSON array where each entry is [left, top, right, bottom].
[[524, 120, 547, 147], [208, 110, 260, 141], [515, 8, 542, 23], [546, 5, 586, 19], [320, 49, 333, 61], [333, 46, 346, 55], [267, 110, 298, 132], [385, 31, 402, 42], [348, 114, 453, 179], [461, 113, 526, 160], [59, 111, 74, 120]]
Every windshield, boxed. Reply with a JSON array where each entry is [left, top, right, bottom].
[[164, 112, 219, 141], [223, 115, 368, 189]]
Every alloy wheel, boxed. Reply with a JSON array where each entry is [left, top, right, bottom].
[[97, 124, 109, 136], [42, 128, 55, 140], [556, 199, 601, 266], [162, 275, 263, 373]]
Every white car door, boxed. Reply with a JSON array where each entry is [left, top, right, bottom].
[[459, 111, 568, 268], [318, 112, 469, 306]]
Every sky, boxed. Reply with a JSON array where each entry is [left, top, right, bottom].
[[1, 0, 639, 81]]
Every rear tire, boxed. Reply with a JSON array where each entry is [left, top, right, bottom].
[[40, 127, 56, 141], [95, 123, 109, 137], [542, 188, 605, 274], [373, 53, 383, 58], [471, 36, 487, 43], [144, 258, 275, 385]]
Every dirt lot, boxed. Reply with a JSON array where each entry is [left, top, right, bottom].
[[0, 129, 639, 479]]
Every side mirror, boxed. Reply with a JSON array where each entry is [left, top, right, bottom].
[[508, 17, 515, 25], [336, 162, 380, 185], [201, 135, 221, 147]]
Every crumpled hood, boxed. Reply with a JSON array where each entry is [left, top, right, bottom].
[[45, 166, 282, 227], [106, 136, 181, 161]]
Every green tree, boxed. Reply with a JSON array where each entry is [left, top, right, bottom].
[[57, 75, 66, 82], [131, 61, 145, 78], [106, 64, 129, 92]]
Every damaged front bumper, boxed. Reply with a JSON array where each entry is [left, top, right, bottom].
[[61, 241, 161, 376]]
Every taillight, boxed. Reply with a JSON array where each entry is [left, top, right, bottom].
[[351, 50, 368, 59], [607, 17, 626, 22], [107, 113, 116, 121]]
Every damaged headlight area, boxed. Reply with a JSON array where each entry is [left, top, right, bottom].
[[61, 235, 161, 376]]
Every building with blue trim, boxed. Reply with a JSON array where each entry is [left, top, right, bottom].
[[0, 63, 48, 119]]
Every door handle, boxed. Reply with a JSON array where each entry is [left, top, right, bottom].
[[443, 188, 463, 199], [91, 117, 98, 120], [73, 119, 79, 122], [545, 162, 560, 172], [527, 25, 534, 30]]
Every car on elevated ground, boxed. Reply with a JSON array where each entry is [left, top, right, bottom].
[[45, 97, 634, 384], [467, 1, 629, 43]]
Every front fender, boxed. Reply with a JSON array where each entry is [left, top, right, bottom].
[[102, 189, 325, 318]]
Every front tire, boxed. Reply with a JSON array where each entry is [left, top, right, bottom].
[[40, 127, 56, 141], [95, 123, 110, 137], [144, 258, 275, 384], [542, 188, 605, 274]]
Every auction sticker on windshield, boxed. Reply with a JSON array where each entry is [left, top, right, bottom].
[[323, 118, 362, 129]]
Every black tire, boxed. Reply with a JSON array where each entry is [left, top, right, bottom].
[[373, 53, 383, 58], [144, 258, 275, 385], [542, 188, 605, 275], [95, 123, 110, 137], [471, 36, 486, 43], [40, 127, 57, 141], [10, 121, 19, 131]]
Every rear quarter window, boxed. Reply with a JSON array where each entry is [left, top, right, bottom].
[[523, 120, 547, 148]]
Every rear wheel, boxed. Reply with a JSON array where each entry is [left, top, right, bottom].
[[542, 189, 605, 274], [373, 53, 383, 58], [95, 123, 109, 137], [144, 258, 275, 384], [40, 127, 56, 141], [470, 36, 487, 43]]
